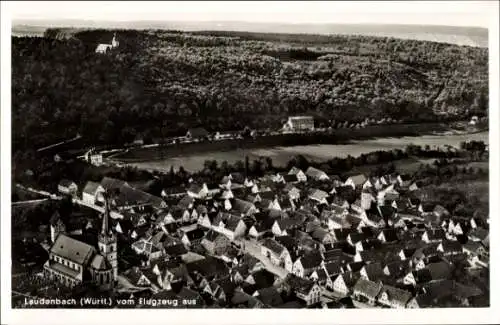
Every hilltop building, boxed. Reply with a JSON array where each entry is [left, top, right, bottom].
[[95, 33, 119, 54]]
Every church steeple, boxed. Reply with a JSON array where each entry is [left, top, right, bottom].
[[101, 192, 111, 235], [98, 190, 118, 281]]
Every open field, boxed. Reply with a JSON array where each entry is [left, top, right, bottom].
[[126, 132, 488, 173]]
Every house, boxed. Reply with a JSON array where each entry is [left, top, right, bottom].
[[244, 269, 277, 292], [186, 256, 229, 282], [181, 228, 205, 247], [403, 269, 433, 286], [421, 229, 446, 243], [344, 174, 367, 189], [418, 203, 436, 216], [284, 184, 301, 201], [248, 219, 274, 238], [82, 181, 104, 206], [252, 287, 284, 307], [58, 179, 78, 197], [283, 116, 315, 132], [232, 199, 258, 216], [271, 217, 303, 236], [292, 251, 324, 278], [187, 183, 209, 199], [231, 289, 265, 308], [260, 238, 293, 271], [84, 148, 103, 166], [396, 174, 413, 188], [359, 262, 385, 282], [437, 240, 462, 256], [329, 271, 359, 295], [377, 228, 399, 243], [131, 235, 165, 261], [310, 228, 335, 245], [200, 230, 231, 255], [308, 189, 329, 204], [217, 215, 247, 240], [186, 128, 209, 140], [377, 285, 413, 308], [352, 278, 383, 305], [305, 167, 329, 181], [433, 205, 450, 219], [462, 241, 486, 258], [383, 260, 411, 279], [309, 268, 329, 286], [467, 227, 489, 243], [288, 167, 307, 182], [284, 275, 322, 306]]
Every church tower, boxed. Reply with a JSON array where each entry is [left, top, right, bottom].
[[111, 33, 119, 48], [50, 212, 66, 243], [98, 192, 118, 281]]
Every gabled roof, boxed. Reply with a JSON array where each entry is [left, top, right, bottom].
[[59, 179, 76, 188], [305, 167, 329, 179], [426, 261, 452, 280], [233, 198, 256, 214], [308, 188, 329, 201], [83, 181, 101, 195], [324, 262, 342, 276], [186, 256, 228, 278], [254, 287, 284, 307], [439, 240, 462, 253], [353, 278, 383, 299], [298, 251, 323, 269], [184, 228, 205, 241], [424, 228, 446, 241], [347, 174, 367, 186], [361, 262, 384, 280], [378, 285, 412, 305], [101, 176, 128, 191], [188, 183, 205, 194], [91, 254, 111, 270], [177, 195, 195, 209], [50, 234, 96, 265], [384, 260, 411, 278], [261, 238, 286, 256], [378, 228, 399, 242], [282, 174, 299, 183], [285, 275, 316, 295], [288, 166, 304, 175], [249, 269, 276, 289]]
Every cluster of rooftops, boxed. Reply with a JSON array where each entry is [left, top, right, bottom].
[[55, 164, 488, 308]]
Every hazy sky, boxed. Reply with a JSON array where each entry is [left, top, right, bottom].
[[5, 1, 496, 28]]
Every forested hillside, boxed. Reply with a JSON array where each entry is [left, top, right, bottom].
[[12, 29, 488, 153]]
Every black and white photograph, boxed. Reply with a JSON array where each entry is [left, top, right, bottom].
[[1, 1, 499, 324]]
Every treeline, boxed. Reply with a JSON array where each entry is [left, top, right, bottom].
[[12, 29, 488, 155]]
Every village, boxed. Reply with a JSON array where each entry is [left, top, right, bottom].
[[12, 138, 490, 308]]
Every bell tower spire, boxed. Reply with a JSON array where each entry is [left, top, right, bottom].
[[98, 190, 118, 281]]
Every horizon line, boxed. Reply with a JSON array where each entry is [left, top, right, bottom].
[[11, 18, 490, 30]]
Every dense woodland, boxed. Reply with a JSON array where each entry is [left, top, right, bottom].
[[12, 29, 488, 155]]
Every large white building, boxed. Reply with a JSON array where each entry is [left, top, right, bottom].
[[95, 33, 119, 54], [283, 116, 315, 131]]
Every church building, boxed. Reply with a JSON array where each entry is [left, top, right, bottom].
[[95, 33, 120, 54], [43, 195, 118, 290]]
